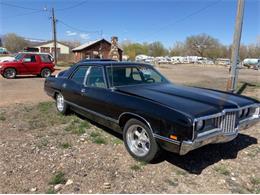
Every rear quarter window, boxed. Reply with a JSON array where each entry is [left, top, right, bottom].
[[40, 54, 53, 63]]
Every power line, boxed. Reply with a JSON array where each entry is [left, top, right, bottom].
[[58, 19, 101, 35], [2, 10, 46, 20], [56, 0, 88, 11], [0, 1, 43, 11], [146, 0, 222, 39]]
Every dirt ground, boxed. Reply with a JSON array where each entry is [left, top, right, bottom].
[[0, 64, 259, 193]]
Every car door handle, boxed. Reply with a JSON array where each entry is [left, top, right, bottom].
[[81, 88, 86, 93]]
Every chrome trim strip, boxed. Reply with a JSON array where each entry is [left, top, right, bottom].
[[65, 100, 118, 124], [196, 128, 222, 138], [192, 103, 259, 140], [118, 112, 154, 133], [64, 101, 156, 135], [153, 134, 180, 145], [194, 103, 259, 122]]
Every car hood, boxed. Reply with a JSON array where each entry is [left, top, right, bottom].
[[116, 83, 257, 118]]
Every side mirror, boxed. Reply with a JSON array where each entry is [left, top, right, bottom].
[[23, 58, 31, 63]]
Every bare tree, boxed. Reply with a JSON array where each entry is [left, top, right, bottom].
[[185, 34, 221, 57], [170, 41, 186, 56], [2, 33, 28, 53]]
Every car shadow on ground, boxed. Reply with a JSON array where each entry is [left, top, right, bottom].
[[14, 75, 40, 79], [162, 134, 257, 174], [75, 113, 257, 175]]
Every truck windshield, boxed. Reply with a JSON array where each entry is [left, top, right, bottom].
[[106, 65, 169, 87], [14, 54, 24, 61]]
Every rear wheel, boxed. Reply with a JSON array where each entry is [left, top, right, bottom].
[[123, 119, 160, 162], [56, 93, 69, 114], [41, 68, 51, 78], [3, 68, 16, 79]]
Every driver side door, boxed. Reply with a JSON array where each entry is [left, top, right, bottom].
[[22, 54, 38, 74]]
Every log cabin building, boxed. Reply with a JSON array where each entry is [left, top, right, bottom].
[[72, 38, 123, 62]]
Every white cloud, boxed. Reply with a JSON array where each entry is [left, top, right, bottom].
[[79, 33, 89, 40], [66, 30, 77, 36]]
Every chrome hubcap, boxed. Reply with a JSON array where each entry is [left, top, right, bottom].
[[56, 94, 64, 112], [5, 69, 15, 78], [43, 70, 50, 77], [126, 125, 150, 157]]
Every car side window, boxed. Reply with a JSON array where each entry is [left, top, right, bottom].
[[40, 54, 52, 62], [24, 55, 36, 62], [71, 66, 89, 85], [86, 66, 106, 88]]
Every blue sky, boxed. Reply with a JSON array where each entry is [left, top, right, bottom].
[[0, 0, 259, 48]]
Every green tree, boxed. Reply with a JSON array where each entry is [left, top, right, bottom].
[[148, 41, 168, 56]]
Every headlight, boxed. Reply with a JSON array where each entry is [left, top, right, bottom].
[[55, 73, 59, 78], [0, 65, 2, 69], [253, 107, 260, 117], [196, 120, 204, 131]]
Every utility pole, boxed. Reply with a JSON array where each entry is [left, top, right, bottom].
[[51, 8, 57, 65], [226, 0, 245, 92]]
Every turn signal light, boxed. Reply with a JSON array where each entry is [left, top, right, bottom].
[[170, 135, 177, 140]]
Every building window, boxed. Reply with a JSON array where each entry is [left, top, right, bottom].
[[40, 47, 50, 53]]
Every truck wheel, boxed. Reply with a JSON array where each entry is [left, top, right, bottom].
[[41, 68, 51, 78], [56, 93, 69, 115], [123, 119, 160, 163], [3, 68, 16, 79]]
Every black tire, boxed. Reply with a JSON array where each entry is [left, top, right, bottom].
[[123, 118, 160, 162], [3, 68, 16, 79], [55, 93, 69, 115], [41, 68, 51, 78]]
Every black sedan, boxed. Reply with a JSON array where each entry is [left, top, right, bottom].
[[44, 61, 260, 162]]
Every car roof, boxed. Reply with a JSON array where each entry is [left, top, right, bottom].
[[78, 60, 152, 67], [19, 52, 53, 56]]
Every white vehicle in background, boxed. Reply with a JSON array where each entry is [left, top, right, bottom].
[[156, 56, 170, 64], [135, 54, 149, 62], [170, 56, 184, 64], [215, 58, 231, 66], [243, 58, 260, 70], [144, 56, 155, 63], [0, 56, 15, 62]]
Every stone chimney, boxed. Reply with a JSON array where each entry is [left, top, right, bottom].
[[109, 36, 119, 61]]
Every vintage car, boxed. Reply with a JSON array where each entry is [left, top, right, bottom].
[[44, 61, 260, 162]]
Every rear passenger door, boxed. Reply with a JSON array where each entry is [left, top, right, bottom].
[[79, 66, 109, 115], [61, 66, 89, 104]]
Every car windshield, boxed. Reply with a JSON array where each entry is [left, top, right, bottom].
[[14, 54, 24, 61], [106, 65, 169, 87]]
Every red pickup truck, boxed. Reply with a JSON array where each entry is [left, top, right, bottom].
[[0, 52, 55, 79]]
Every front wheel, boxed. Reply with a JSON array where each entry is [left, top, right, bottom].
[[3, 68, 16, 79], [123, 119, 160, 162], [56, 93, 69, 114], [41, 68, 51, 78]]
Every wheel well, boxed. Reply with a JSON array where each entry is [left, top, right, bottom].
[[3, 67, 17, 73], [119, 113, 152, 131], [53, 91, 60, 99], [41, 67, 51, 73]]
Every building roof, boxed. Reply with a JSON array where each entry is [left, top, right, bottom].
[[72, 38, 123, 52], [33, 40, 71, 48]]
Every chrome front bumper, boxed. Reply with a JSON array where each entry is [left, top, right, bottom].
[[179, 115, 259, 155]]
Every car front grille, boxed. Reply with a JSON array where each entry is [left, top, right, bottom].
[[214, 111, 238, 134]]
